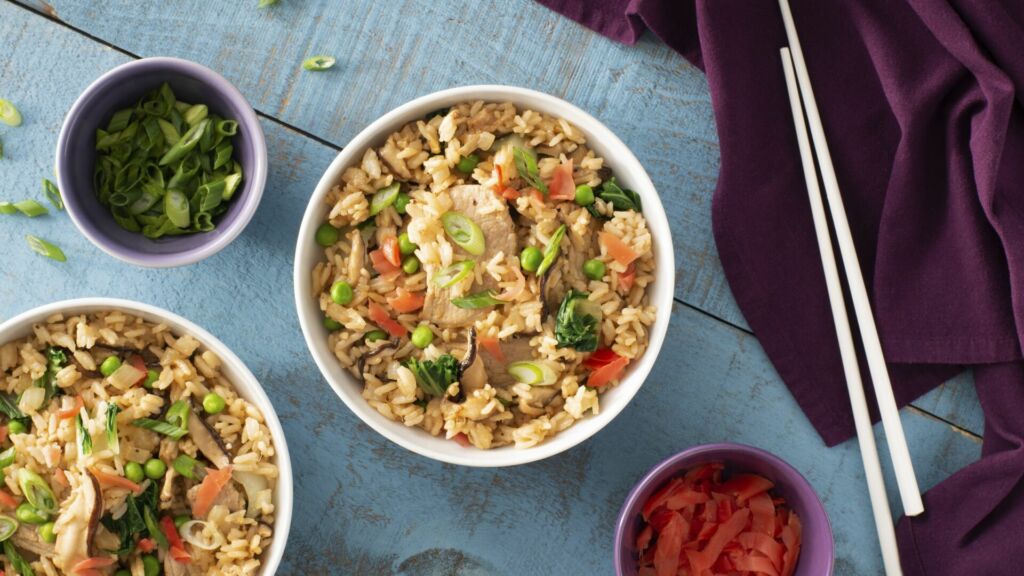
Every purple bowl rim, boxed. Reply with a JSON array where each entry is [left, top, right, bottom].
[[54, 56, 267, 268], [613, 442, 835, 575]]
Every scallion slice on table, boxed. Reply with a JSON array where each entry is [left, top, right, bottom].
[[13, 199, 47, 217], [0, 99, 22, 127], [25, 236, 66, 262], [441, 211, 486, 255], [42, 179, 62, 210], [302, 55, 336, 71], [258, 0, 278, 7], [0, 202, 15, 215]]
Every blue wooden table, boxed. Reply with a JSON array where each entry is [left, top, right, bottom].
[[0, 1, 986, 574]]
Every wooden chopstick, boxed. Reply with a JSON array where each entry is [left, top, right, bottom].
[[780, 47, 904, 576], [777, 0, 924, 519]]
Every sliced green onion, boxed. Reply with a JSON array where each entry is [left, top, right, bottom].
[[183, 104, 208, 127], [0, 202, 16, 215], [302, 55, 336, 71], [0, 448, 15, 469], [451, 289, 504, 310], [14, 199, 47, 217], [132, 418, 187, 440], [157, 118, 180, 144], [369, 183, 400, 216], [17, 469, 57, 515], [507, 360, 559, 386], [26, 236, 66, 262], [0, 515, 17, 542], [258, 0, 278, 6], [172, 454, 199, 480], [536, 224, 566, 276], [3, 540, 32, 576], [164, 189, 190, 228], [0, 99, 22, 127], [441, 211, 485, 255], [42, 179, 62, 211], [159, 118, 208, 166], [513, 146, 547, 194], [433, 261, 475, 288], [165, 400, 190, 431]]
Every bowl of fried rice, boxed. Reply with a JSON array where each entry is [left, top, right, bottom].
[[294, 85, 674, 467], [0, 298, 291, 575]]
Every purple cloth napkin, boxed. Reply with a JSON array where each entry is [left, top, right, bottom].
[[537, 0, 1024, 573]]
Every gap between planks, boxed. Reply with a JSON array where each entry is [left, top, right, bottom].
[[7, 0, 981, 443]]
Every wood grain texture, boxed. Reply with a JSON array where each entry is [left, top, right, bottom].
[[0, 2, 985, 574]]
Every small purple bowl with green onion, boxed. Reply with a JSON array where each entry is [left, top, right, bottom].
[[55, 57, 266, 268], [615, 443, 834, 576]]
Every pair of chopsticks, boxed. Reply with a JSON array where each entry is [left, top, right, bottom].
[[777, 1, 922, 574]]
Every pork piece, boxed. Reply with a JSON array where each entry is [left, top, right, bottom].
[[481, 336, 536, 389], [423, 185, 517, 328]]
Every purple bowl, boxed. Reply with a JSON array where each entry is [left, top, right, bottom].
[[615, 443, 834, 576], [55, 57, 267, 268]]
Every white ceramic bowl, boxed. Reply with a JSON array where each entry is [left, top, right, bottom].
[[0, 298, 292, 574], [294, 85, 674, 467]]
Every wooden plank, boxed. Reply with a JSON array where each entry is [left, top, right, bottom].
[[14, 0, 743, 330], [0, 5, 984, 574]]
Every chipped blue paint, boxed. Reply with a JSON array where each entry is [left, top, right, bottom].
[[0, 2, 983, 574]]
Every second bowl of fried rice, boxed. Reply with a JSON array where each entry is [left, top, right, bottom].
[[294, 85, 674, 467], [0, 298, 291, 575]]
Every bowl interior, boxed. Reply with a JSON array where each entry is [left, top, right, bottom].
[[0, 299, 292, 575], [616, 445, 833, 576], [295, 85, 675, 467], [57, 60, 263, 261]]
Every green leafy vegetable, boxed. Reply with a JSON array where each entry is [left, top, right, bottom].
[[101, 480, 158, 556], [42, 179, 62, 211], [596, 178, 642, 212], [26, 236, 66, 262], [33, 348, 66, 405], [451, 290, 504, 310], [4, 540, 34, 576], [106, 403, 121, 456], [302, 55, 336, 71], [76, 414, 92, 456], [554, 290, 601, 352], [143, 505, 167, 550], [513, 146, 547, 194], [0, 394, 25, 422], [536, 224, 566, 276], [404, 354, 459, 397], [172, 454, 200, 480]]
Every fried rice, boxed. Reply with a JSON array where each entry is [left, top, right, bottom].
[[0, 311, 277, 575], [312, 101, 657, 450]]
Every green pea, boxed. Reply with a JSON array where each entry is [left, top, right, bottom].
[[124, 461, 145, 483], [174, 514, 191, 529], [315, 222, 340, 247], [100, 355, 122, 377], [143, 458, 166, 480], [330, 281, 354, 305], [574, 184, 595, 206], [7, 420, 26, 435], [411, 325, 434, 349], [582, 258, 606, 281], [456, 154, 479, 174], [324, 317, 342, 331], [395, 192, 411, 215], [203, 393, 226, 415], [143, 368, 160, 389], [142, 554, 160, 576], [365, 330, 388, 343], [520, 246, 543, 273], [398, 232, 417, 256], [38, 521, 56, 544], [402, 255, 420, 275], [16, 502, 48, 525]]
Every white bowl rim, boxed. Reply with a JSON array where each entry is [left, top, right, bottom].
[[0, 297, 293, 574], [294, 84, 675, 467]]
